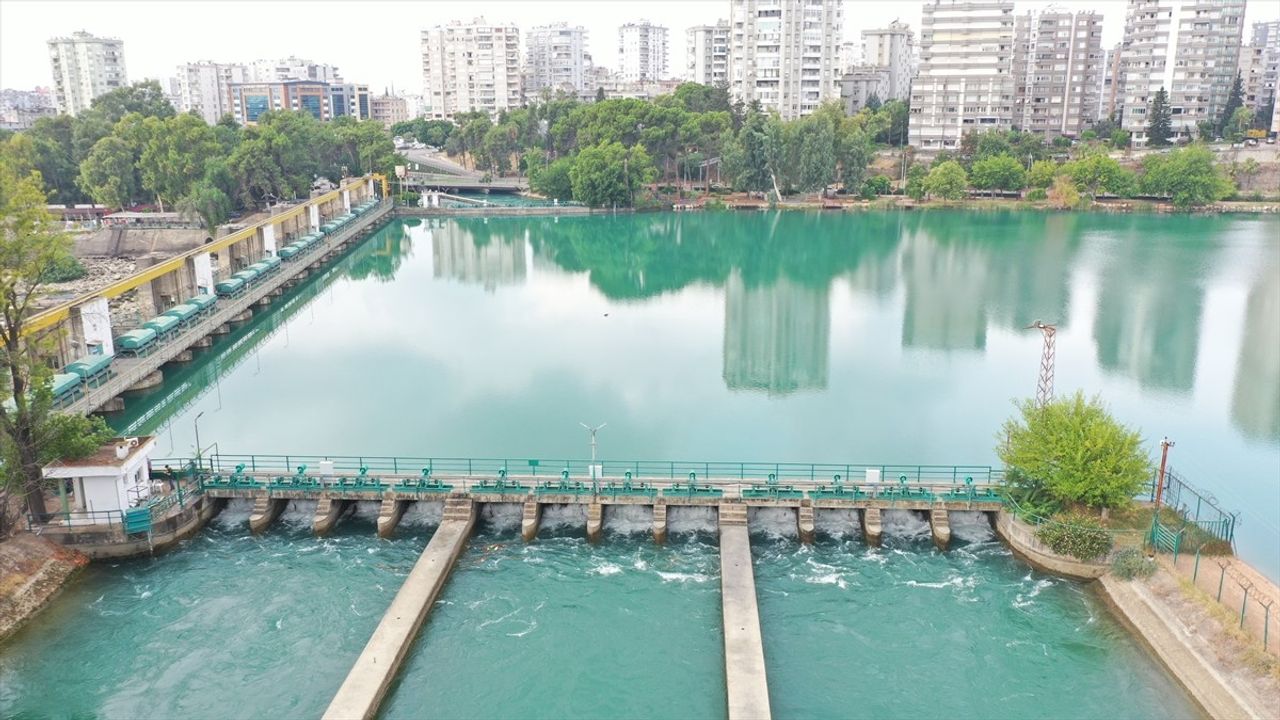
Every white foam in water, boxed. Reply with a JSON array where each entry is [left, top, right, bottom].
[[278, 500, 318, 527], [603, 505, 653, 534], [540, 503, 586, 529], [214, 498, 254, 528], [400, 501, 443, 528], [881, 509, 932, 539], [949, 511, 995, 543], [350, 501, 382, 523], [479, 503, 522, 532], [666, 505, 717, 534], [747, 507, 798, 538], [815, 508, 862, 538]]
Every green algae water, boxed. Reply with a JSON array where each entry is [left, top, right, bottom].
[[4, 211, 1276, 718]]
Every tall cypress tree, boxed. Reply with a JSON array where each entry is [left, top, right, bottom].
[[1218, 72, 1244, 136], [1147, 87, 1173, 147]]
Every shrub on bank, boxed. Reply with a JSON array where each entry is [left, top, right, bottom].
[[1111, 547, 1156, 579], [1035, 513, 1114, 561]]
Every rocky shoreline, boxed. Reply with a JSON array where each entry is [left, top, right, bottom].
[[0, 534, 89, 642]]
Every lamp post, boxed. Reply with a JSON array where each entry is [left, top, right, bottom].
[[193, 411, 205, 470], [1154, 436, 1174, 511], [580, 422, 606, 482]]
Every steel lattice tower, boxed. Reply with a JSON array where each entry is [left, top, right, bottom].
[[1029, 321, 1057, 407]]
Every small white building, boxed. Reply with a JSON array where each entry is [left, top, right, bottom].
[[43, 436, 158, 523]]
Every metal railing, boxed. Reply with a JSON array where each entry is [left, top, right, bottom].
[[1150, 466, 1238, 546], [26, 508, 124, 530]]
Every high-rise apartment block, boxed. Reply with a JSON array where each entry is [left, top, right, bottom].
[[618, 20, 669, 82], [1118, 0, 1246, 145], [1012, 10, 1104, 137], [177, 62, 246, 124], [1100, 43, 1124, 120], [1249, 20, 1280, 115], [421, 18, 521, 119], [729, 0, 844, 120], [862, 21, 915, 101], [47, 31, 127, 116], [909, 0, 1016, 149], [687, 21, 731, 86], [249, 57, 343, 85], [525, 23, 593, 98]]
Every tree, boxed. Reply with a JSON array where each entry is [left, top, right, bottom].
[[77, 135, 139, 209], [1027, 159, 1058, 189], [0, 158, 114, 528], [998, 392, 1152, 511], [569, 141, 655, 207], [859, 175, 892, 199], [1064, 152, 1136, 200], [1046, 174, 1080, 209], [531, 156, 574, 200], [1223, 107, 1254, 143], [138, 113, 219, 210], [904, 163, 928, 200], [865, 93, 882, 111], [724, 107, 771, 193], [1147, 87, 1173, 147], [1110, 129, 1131, 149], [1139, 144, 1233, 208], [88, 80, 176, 123], [177, 180, 232, 239], [969, 153, 1025, 195], [595, 86, 606, 103], [923, 160, 968, 200], [791, 111, 836, 193], [1218, 72, 1244, 137]]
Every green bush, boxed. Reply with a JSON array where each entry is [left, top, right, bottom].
[[1111, 547, 1156, 580], [1026, 188, 1047, 201], [1035, 513, 1113, 561], [42, 254, 86, 283]]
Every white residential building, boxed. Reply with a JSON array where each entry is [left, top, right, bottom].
[[421, 18, 521, 119], [1249, 20, 1280, 115], [618, 20, 669, 82], [176, 62, 247, 124], [47, 31, 127, 116], [1118, 0, 1247, 145], [370, 93, 409, 129], [838, 41, 863, 73], [687, 21, 731, 86], [909, 0, 1016, 149], [525, 23, 593, 97], [729, 0, 845, 120], [248, 56, 343, 84], [862, 21, 915, 101], [1012, 10, 1104, 137], [1100, 43, 1124, 120]]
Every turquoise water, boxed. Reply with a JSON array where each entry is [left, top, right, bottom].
[[3, 211, 1274, 717]]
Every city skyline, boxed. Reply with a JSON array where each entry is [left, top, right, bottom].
[[5, 0, 1275, 95]]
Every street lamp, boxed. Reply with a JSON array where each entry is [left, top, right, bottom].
[[193, 411, 205, 469], [580, 422, 606, 482], [1154, 436, 1175, 511]]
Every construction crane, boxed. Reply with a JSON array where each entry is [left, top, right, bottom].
[[1026, 320, 1057, 407]]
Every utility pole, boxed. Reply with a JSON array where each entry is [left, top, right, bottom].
[[580, 422, 606, 483], [1026, 321, 1057, 407], [1154, 436, 1174, 511]]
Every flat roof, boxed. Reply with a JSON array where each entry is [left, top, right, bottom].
[[45, 436, 156, 470]]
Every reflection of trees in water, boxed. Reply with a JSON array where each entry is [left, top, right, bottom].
[[1232, 260, 1280, 440], [1091, 215, 1225, 393], [346, 222, 413, 283]]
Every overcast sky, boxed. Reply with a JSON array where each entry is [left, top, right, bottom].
[[2, 0, 1276, 95]]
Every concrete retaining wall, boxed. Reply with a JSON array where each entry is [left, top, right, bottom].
[[994, 510, 1109, 580]]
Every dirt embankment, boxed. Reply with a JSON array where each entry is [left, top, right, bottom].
[[0, 534, 88, 641]]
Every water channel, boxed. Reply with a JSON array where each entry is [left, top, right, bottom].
[[3, 211, 1276, 718]]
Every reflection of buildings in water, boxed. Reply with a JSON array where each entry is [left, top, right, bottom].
[[431, 226, 527, 291], [722, 270, 829, 395], [983, 215, 1078, 330], [1231, 267, 1280, 440], [1093, 266, 1202, 393], [900, 231, 988, 351]]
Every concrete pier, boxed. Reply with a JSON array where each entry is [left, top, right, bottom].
[[248, 497, 285, 534], [127, 369, 164, 392], [718, 503, 772, 720], [929, 509, 951, 550], [170, 350, 193, 363], [313, 498, 348, 536], [376, 498, 407, 539], [653, 502, 667, 544], [586, 503, 603, 543], [797, 504, 815, 544], [323, 497, 476, 720], [192, 335, 213, 348], [863, 507, 883, 548], [521, 501, 540, 542]]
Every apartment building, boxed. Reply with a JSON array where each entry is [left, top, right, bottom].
[[1012, 10, 1104, 137], [862, 21, 915, 102], [687, 21, 731, 86], [525, 23, 593, 97], [1118, 0, 1247, 145], [618, 20, 669, 82], [421, 18, 521, 118], [47, 31, 127, 115], [909, 0, 1016, 149], [729, 0, 844, 120]]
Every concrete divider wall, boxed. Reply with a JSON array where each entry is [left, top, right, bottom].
[[994, 510, 1109, 580]]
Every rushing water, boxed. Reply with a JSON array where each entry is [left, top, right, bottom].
[[3, 211, 1274, 717]]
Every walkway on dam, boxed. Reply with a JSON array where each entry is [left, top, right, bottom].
[[58, 202, 392, 416]]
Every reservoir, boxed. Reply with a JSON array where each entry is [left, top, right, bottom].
[[3, 210, 1275, 718]]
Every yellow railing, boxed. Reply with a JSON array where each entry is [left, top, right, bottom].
[[24, 176, 375, 336]]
